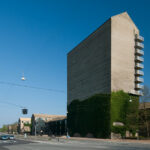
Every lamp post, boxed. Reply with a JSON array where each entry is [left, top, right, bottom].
[[35, 120, 37, 136], [66, 111, 69, 138]]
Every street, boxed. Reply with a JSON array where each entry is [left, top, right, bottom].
[[0, 138, 150, 150]]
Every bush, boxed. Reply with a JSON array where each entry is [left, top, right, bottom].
[[111, 126, 126, 137]]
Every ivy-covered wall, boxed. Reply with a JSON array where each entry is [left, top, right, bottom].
[[67, 91, 139, 138], [111, 91, 139, 136], [67, 94, 111, 138]]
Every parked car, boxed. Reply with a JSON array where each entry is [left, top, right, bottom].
[[8, 135, 15, 140], [0, 135, 9, 140]]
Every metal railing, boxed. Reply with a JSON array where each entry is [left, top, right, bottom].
[[135, 49, 144, 56]]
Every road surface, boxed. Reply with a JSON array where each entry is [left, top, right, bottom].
[[0, 138, 150, 150]]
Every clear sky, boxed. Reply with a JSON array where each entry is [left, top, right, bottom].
[[0, 0, 149, 127]]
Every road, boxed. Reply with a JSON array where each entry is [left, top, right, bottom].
[[0, 138, 150, 150]]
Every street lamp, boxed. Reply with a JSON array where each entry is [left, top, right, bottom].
[[129, 96, 132, 102], [21, 72, 26, 81], [129, 99, 132, 102]]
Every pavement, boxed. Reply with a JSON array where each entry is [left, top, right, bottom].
[[0, 135, 150, 150]]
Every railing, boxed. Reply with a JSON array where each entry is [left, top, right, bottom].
[[135, 49, 144, 56], [136, 90, 143, 96], [135, 84, 144, 89], [135, 42, 144, 49], [135, 56, 144, 62], [130, 90, 143, 96], [135, 35, 144, 42], [135, 70, 144, 76], [135, 77, 144, 83], [135, 63, 144, 69]]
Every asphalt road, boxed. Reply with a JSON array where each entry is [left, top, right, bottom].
[[0, 139, 34, 150], [0, 138, 150, 150]]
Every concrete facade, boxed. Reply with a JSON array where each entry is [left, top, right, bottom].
[[67, 19, 111, 104], [111, 13, 139, 93], [67, 12, 144, 105]]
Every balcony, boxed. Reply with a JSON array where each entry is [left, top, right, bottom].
[[130, 90, 143, 96], [135, 77, 144, 83], [135, 70, 144, 76], [135, 49, 144, 56], [135, 56, 144, 63], [135, 35, 144, 42], [135, 42, 144, 49], [136, 91, 143, 96], [135, 84, 144, 90], [135, 90, 143, 96], [135, 63, 144, 69]]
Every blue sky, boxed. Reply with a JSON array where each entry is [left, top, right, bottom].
[[0, 0, 149, 127]]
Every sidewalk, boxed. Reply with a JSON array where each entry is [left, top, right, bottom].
[[64, 137, 150, 144], [15, 134, 150, 144]]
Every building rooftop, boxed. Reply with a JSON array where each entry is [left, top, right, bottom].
[[32, 114, 66, 118], [67, 11, 138, 56], [19, 118, 31, 121], [48, 116, 67, 122], [139, 102, 150, 109], [32, 114, 66, 123]]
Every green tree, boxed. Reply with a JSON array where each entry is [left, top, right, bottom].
[[139, 85, 150, 137], [0, 125, 8, 132]]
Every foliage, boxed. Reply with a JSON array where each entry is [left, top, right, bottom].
[[111, 126, 126, 137], [126, 95, 139, 134], [68, 91, 139, 138], [111, 91, 139, 136], [67, 94, 111, 138], [111, 91, 129, 125], [24, 123, 32, 128], [139, 85, 150, 137], [0, 125, 8, 132]]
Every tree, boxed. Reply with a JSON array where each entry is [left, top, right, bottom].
[[139, 85, 150, 137], [0, 125, 8, 132]]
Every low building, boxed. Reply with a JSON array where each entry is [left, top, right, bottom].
[[18, 118, 31, 134], [31, 114, 66, 135], [45, 116, 67, 136]]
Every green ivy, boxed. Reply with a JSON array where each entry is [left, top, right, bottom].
[[67, 91, 139, 138], [67, 94, 111, 138], [111, 91, 129, 125], [24, 123, 32, 128], [111, 91, 139, 135]]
